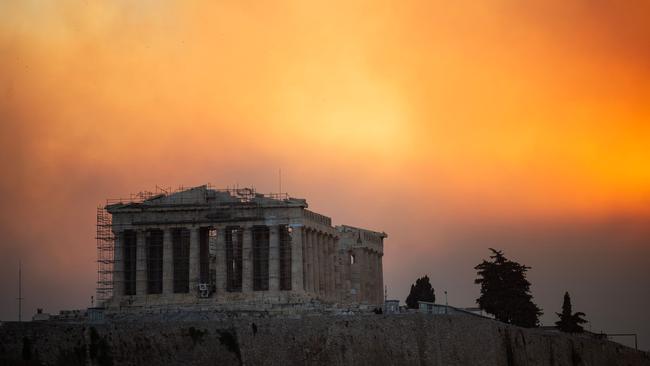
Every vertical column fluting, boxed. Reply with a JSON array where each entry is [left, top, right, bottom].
[[375, 252, 380, 304], [328, 235, 335, 301], [291, 225, 304, 292], [336, 237, 343, 302], [377, 253, 385, 306], [304, 229, 311, 293], [215, 226, 227, 297], [310, 230, 318, 296], [189, 227, 200, 296], [136, 230, 147, 296], [345, 246, 352, 303], [369, 251, 375, 304], [363, 248, 372, 303], [324, 234, 330, 300], [365, 250, 372, 303], [322, 234, 328, 299], [269, 225, 280, 292], [242, 226, 253, 292], [332, 236, 341, 302], [351, 247, 361, 303], [311, 230, 317, 295], [301, 228, 307, 291], [311, 230, 320, 297], [374, 252, 380, 304], [358, 248, 366, 303], [320, 233, 326, 298], [316, 230, 321, 295], [112, 231, 124, 298], [372, 251, 377, 303], [162, 228, 173, 295], [367, 251, 374, 304]]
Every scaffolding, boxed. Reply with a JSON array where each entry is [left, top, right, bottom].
[[104, 184, 290, 205], [96, 206, 114, 303]]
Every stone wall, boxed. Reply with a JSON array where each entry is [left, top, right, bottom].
[[1, 314, 648, 366]]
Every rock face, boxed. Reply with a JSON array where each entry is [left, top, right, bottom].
[[1, 314, 648, 366]]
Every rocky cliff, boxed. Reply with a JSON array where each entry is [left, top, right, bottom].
[[1, 314, 648, 365]]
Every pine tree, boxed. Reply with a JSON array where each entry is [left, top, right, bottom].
[[474, 248, 542, 327], [405, 275, 436, 309], [555, 291, 587, 333]]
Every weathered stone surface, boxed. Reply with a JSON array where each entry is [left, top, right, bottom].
[[1, 314, 648, 366]]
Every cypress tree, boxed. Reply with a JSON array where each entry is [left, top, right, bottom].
[[405, 275, 436, 309], [475, 248, 542, 327], [555, 291, 587, 333]]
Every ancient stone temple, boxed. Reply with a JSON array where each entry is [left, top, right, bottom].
[[100, 185, 386, 310]]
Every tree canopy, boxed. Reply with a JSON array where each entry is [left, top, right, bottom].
[[405, 275, 435, 309], [555, 291, 587, 333], [474, 248, 542, 327]]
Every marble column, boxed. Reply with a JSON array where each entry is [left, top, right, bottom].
[[350, 248, 361, 302], [303, 229, 311, 293], [324, 234, 330, 300], [365, 250, 370, 303], [112, 230, 124, 298], [310, 230, 318, 295], [344, 244, 352, 303], [189, 227, 200, 295], [301, 228, 307, 291], [322, 234, 328, 299], [378, 253, 384, 304], [290, 225, 304, 292], [369, 251, 375, 304], [368, 250, 375, 304], [333, 238, 340, 302], [136, 230, 147, 296], [372, 252, 381, 305], [329, 235, 335, 301], [374, 252, 380, 304], [336, 238, 343, 302], [162, 228, 173, 295], [363, 249, 372, 303], [367, 250, 374, 303], [311, 230, 316, 295], [373, 252, 378, 303], [312, 230, 319, 295], [242, 226, 253, 292], [311, 230, 320, 296], [320, 233, 326, 298], [215, 226, 227, 296], [358, 248, 364, 302], [269, 225, 280, 291]]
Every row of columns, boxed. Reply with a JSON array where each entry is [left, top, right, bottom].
[[302, 228, 337, 301], [113, 225, 304, 298], [353, 248, 384, 305], [113, 228, 201, 297]]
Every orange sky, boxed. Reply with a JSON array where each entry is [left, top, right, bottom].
[[1, 0, 649, 349]]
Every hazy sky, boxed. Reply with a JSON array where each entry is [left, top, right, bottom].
[[1, 0, 649, 350]]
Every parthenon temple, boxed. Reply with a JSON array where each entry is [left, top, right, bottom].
[[97, 185, 386, 310]]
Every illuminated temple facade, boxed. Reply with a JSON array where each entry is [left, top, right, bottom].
[[102, 185, 386, 310]]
